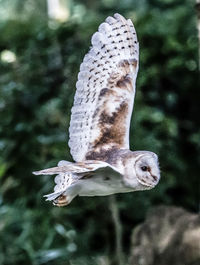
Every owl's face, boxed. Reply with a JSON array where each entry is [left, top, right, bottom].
[[123, 151, 160, 190]]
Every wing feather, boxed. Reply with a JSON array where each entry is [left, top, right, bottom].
[[69, 13, 139, 162], [33, 160, 119, 175]]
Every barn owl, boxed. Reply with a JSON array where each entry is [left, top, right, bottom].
[[33, 13, 160, 206]]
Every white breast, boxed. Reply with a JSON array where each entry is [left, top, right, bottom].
[[78, 175, 133, 196]]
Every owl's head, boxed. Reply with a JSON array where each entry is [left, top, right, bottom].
[[123, 151, 160, 190]]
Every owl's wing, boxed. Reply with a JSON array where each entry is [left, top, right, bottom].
[[33, 160, 120, 175], [69, 13, 139, 162]]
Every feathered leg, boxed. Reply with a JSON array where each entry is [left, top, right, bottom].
[[44, 182, 81, 207], [45, 184, 80, 206]]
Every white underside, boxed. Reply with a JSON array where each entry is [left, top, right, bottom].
[[76, 175, 139, 197]]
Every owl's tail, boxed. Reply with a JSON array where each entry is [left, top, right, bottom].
[[43, 172, 80, 207], [33, 160, 81, 206]]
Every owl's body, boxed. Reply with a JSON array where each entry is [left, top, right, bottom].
[[33, 14, 160, 206]]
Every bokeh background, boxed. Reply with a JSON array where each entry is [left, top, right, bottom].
[[0, 0, 199, 264]]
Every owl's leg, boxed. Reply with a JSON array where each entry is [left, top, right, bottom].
[[53, 194, 73, 207], [44, 184, 81, 207]]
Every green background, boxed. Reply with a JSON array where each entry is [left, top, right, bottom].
[[0, 0, 199, 264]]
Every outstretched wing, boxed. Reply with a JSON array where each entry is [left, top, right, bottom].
[[69, 13, 139, 162], [33, 160, 120, 175]]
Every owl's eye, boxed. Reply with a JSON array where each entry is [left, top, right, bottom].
[[141, 166, 148, 171]]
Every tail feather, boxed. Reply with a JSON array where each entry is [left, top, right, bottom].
[[41, 171, 80, 206]]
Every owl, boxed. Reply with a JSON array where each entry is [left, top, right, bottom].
[[33, 13, 160, 206]]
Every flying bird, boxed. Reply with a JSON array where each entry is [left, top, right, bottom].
[[33, 13, 160, 206]]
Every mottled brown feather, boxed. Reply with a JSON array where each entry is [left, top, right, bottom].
[[85, 59, 137, 161]]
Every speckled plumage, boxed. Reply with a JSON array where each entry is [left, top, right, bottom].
[[33, 14, 160, 206], [69, 14, 139, 162]]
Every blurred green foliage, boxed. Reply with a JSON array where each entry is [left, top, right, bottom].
[[0, 0, 199, 264]]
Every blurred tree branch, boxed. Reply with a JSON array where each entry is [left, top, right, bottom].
[[109, 196, 124, 265]]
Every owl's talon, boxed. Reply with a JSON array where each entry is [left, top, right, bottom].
[[53, 195, 69, 207]]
